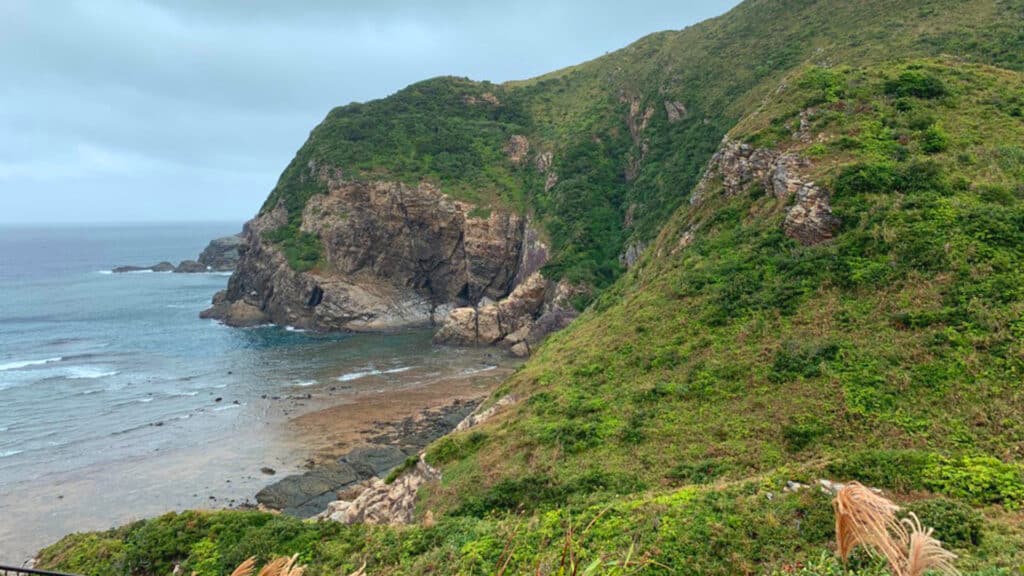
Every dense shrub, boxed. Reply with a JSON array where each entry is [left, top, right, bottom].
[[885, 69, 949, 99], [904, 498, 984, 547], [923, 456, 1024, 508], [826, 450, 934, 493]]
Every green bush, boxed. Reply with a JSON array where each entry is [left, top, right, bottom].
[[826, 450, 934, 493], [904, 498, 983, 548], [262, 225, 324, 272], [426, 431, 488, 465], [668, 459, 733, 484], [885, 69, 949, 99], [922, 123, 950, 153], [923, 456, 1024, 508]]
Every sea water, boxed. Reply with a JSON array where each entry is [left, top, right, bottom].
[[0, 223, 500, 562]]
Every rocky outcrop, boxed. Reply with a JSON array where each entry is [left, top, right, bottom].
[[317, 394, 520, 526], [316, 457, 439, 525], [664, 101, 688, 123], [433, 273, 584, 357], [112, 233, 244, 274], [204, 175, 545, 332], [619, 241, 646, 269], [198, 234, 245, 271], [691, 138, 840, 245], [112, 261, 175, 273], [504, 135, 530, 166], [257, 400, 477, 517]]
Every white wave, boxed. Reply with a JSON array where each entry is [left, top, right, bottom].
[[461, 365, 498, 376], [136, 397, 154, 403], [0, 426, 8, 432], [285, 326, 307, 333], [336, 366, 413, 382], [96, 270, 113, 275], [293, 380, 318, 387], [0, 449, 23, 458], [337, 369, 382, 382], [172, 391, 199, 397], [66, 367, 118, 380], [0, 357, 62, 371], [213, 404, 241, 412]]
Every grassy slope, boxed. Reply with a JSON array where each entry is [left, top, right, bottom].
[[37, 1, 1024, 575], [259, 0, 1024, 286]]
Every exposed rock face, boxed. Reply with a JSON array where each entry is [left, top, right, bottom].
[[318, 395, 520, 526], [433, 273, 584, 357], [198, 234, 245, 271], [619, 241, 646, 269], [692, 138, 840, 245], [316, 457, 440, 525], [664, 100, 689, 122], [173, 260, 206, 273], [204, 178, 544, 332], [504, 135, 530, 166]]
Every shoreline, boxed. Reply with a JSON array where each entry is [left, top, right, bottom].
[[252, 365, 516, 517]]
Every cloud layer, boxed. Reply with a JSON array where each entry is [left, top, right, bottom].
[[0, 0, 738, 223]]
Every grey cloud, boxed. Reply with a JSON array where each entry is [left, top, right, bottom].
[[0, 0, 739, 223]]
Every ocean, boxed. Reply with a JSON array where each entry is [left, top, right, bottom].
[[0, 223, 504, 563]]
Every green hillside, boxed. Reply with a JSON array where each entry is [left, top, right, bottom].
[[259, 0, 1024, 286], [38, 1, 1024, 574]]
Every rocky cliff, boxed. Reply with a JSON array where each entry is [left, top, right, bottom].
[[112, 233, 244, 274], [203, 170, 551, 334]]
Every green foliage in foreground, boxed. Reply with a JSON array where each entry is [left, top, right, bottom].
[[37, 481, 1024, 576]]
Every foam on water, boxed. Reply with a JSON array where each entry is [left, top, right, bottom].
[[336, 366, 413, 382], [461, 365, 498, 375], [66, 367, 119, 380], [0, 449, 24, 458], [0, 357, 63, 371], [293, 380, 318, 387]]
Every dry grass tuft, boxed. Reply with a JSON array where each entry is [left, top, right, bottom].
[[833, 482, 960, 576], [224, 555, 305, 576], [833, 482, 907, 570], [228, 557, 256, 576], [903, 513, 959, 576]]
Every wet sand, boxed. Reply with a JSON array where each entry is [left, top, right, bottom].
[[288, 366, 516, 464]]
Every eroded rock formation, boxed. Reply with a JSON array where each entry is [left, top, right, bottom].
[[203, 176, 552, 335], [433, 274, 585, 357], [691, 138, 840, 245]]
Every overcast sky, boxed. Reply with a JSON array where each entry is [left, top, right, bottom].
[[0, 1, 739, 224]]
